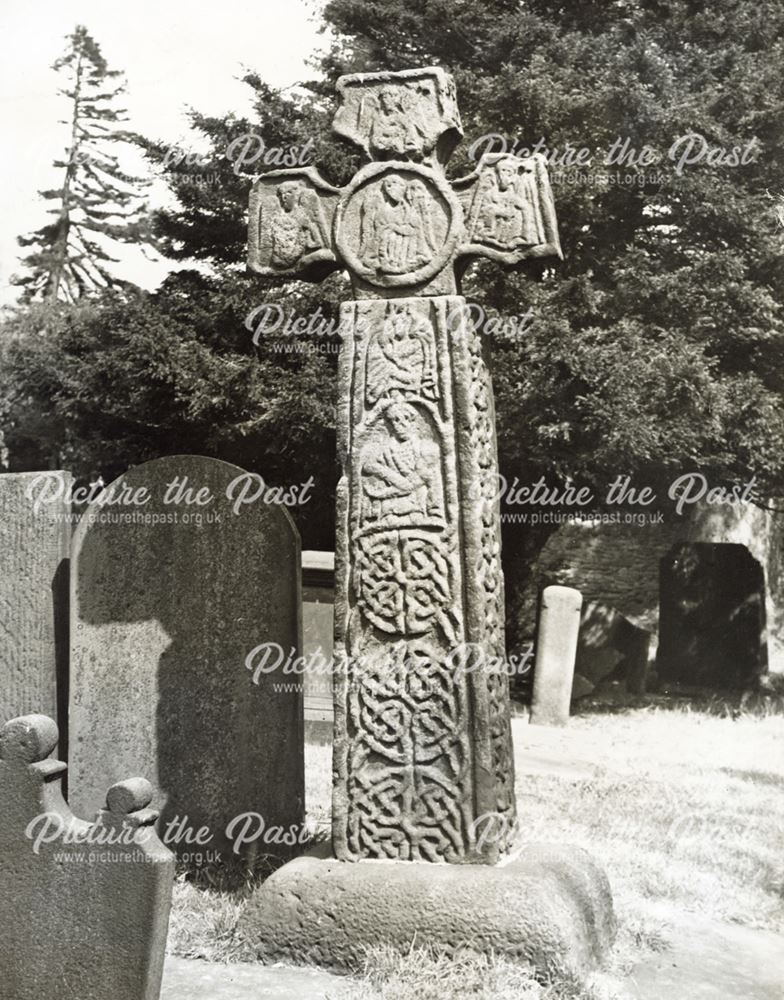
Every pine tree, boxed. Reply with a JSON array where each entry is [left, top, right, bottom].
[[14, 26, 150, 302]]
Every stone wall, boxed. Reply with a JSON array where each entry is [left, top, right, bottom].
[[520, 503, 784, 677]]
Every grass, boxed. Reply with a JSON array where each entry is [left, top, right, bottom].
[[166, 702, 784, 999], [526, 706, 784, 935], [329, 945, 627, 1000]]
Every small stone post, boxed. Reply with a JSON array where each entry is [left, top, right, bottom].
[[530, 586, 583, 726]]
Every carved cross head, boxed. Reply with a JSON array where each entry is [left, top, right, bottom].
[[248, 67, 562, 298]]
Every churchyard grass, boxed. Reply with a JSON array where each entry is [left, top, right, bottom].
[[167, 703, 784, 997]]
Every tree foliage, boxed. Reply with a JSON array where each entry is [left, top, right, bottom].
[[14, 25, 150, 302], [4, 1, 784, 568]]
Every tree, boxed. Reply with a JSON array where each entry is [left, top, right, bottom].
[[316, 0, 784, 641], [4, 0, 784, 589], [14, 25, 150, 302], [0, 274, 341, 543]]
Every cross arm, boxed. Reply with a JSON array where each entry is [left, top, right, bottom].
[[247, 166, 344, 282], [452, 152, 562, 267]]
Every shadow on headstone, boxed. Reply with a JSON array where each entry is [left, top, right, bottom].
[[53, 554, 71, 780], [68, 456, 304, 874], [0, 713, 174, 1000]]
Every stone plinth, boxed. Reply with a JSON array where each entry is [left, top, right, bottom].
[[240, 847, 616, 980]]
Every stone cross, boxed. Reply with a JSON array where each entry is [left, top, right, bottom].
[[248, 67, 562, 864]]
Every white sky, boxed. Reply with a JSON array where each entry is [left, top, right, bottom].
[[0, 0, 330, 302]]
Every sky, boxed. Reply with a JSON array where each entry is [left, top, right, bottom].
[[0, 0, 330, 302]]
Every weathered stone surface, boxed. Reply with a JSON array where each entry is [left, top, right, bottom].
[[241, 846, 616, 979], [453, 152, 563, 265], [246, 67, 576, 874], [333, 67, 463, 166], [0, 471, 71, 729], [333, 296, 516, 863], [248, 67, 565, 866], [0, 714, 174, 1000], [243, 63, 612, 981], [248, 168, 341, 281], [530, 586, 583, 726], [69, 455, 303, 865]]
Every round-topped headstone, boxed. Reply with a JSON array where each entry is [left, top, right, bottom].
[[68, 456, 304, 865]]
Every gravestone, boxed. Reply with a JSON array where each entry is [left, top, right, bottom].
[[530, 585, 583, 726], [0, 471, 71, 729], [0, 714, 174, 1000], [573, 601, 652, 698], [69, 455, 303, 865], [241, 65, 615, 979]]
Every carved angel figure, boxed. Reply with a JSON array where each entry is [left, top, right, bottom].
[[359, 176, 437, 275], [269, 180, 330, 269]]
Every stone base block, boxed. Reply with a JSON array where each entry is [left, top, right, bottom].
[[240, 843, 615, 980]]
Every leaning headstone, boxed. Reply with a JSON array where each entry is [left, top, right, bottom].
[[0, 471, 71, 729], [530, 585, 583, 726], [573, 601, 651, 698], [0, 714, 174, 1000], [69, 455, 303, 866]]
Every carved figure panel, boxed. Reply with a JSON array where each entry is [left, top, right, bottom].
[[365, 303, 439, 406], [335, 163, 460, 288], [334, 67, 463, 164], [455, 153, 562, 264], [248, 167, 341, 278], [359, 402, 445, 528]]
